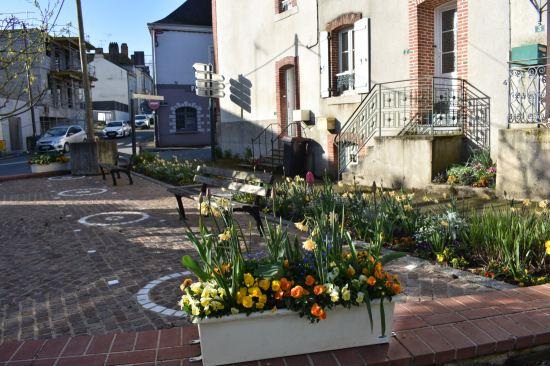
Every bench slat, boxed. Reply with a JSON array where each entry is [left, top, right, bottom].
[[197, 166, 273, 185], [194, 175, 270, 196], [117, 152, 133, 158], [99, 163, 126, 171]]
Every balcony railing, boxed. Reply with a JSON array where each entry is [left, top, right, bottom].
[[336, 72, 354, 94], [507, 58, 548, 126]]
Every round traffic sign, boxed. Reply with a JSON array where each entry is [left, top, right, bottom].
[[148, 99, 160, 109]]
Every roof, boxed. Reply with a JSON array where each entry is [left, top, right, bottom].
[[51, 37, 95, 51], [153, 0, 212, 26]]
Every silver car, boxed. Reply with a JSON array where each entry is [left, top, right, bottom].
[[135, 115, 152, 129], [103, 121, 132, 138], [36, 125, 87, 153]]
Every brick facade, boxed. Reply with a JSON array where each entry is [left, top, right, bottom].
[[274, 0, 298, 15], [326, 13, 362, 97], [409, 0, 468, 82], [275, 56, 300, 137]]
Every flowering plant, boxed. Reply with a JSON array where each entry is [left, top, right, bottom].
[[179, 191, 405, 335], [28, 151, 69, 165]]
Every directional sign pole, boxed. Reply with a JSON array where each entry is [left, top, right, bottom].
[[131, 98, 136, 156], [210, 95, 215, 162]]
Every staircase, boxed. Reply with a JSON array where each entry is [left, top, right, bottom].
[[336, 77, 472, 178], [244, 122, 307, 173]]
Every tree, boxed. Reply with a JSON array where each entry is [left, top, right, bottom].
[[0, 0, 67, 123]]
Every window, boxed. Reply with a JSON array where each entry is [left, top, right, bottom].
[[281, 0, 293, 11], [338, 27, 355, 94], [176, 107, 197, 131]]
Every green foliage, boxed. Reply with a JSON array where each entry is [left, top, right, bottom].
[[223, 149, 232, 159], [27, 151, 68, 165], [244, 146, 253, 161], [215, 146, 223, 158], [132, 151, 155, 166], [132, 154, 201, 186]]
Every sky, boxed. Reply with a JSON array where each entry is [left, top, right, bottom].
[[2, 0, 187, 66]]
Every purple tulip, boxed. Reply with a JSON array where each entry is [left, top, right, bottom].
[[306, 172, 314, 184]]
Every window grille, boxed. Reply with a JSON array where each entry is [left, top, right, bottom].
[[176, 107, 197, 131]]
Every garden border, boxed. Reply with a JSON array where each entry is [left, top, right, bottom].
[[260, 213, 518, 292], [425, 183, 495, 198]]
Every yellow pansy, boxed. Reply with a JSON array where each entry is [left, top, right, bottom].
[[272, 280, 281, 291], [248, 287, 262, 297], [242, 296, 253, 308], [244, 273, 255, 287], [259, 279, 271, 291]]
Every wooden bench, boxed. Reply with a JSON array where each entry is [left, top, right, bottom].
[[98, 152, 134, 186], [167, 166, 274, 235]]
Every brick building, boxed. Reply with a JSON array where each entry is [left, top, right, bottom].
[[213, 0, 546, 178]]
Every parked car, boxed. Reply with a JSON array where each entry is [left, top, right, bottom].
[[135, 114, 152, 129], [103, 121, 132, 139], [36, 125, 87, 153]]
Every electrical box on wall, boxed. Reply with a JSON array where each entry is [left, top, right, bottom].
[[293, 110, 311, 123], [511, 44, 547, 65]]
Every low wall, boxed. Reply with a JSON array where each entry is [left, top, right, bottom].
[[71, 141, 117, 175], [344, 134, 464, 189], [496, 128, 550, 200]]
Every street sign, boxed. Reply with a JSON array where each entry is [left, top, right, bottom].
[[195, 72, 225, 82], [196, 80, 225, 90], [536, 24, 545, 32], [0, 140, 5, 151], [132, 93, 164, 100], [160, 102, 168, 107], [193, 63, 213, 72], [148, 99, 160, 109], [196, 89, 225, 98]]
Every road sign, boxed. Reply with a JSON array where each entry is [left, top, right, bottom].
[[160, 102, 168, 107], [0, 140, 5, 151], [195, 72, 225, 82], [196, 89, 225, 98], [196, 80, 225, 90], [193, 63, 213, 72], [148, 99, 160, 109], [132, 93, 164, 100]]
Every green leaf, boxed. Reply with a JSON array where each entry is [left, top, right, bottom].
[[364, 290, 373, 333], [346, 231, 358, 269], [380, 296, 386, 336], [182, 255, 212, 282], [254, 264, 283, 280], [379, 252, 407, 266]]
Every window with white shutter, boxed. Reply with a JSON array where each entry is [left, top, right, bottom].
[[320, 31, 330, 98], [354, 18, 370, 94]]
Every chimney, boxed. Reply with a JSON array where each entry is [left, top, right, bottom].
[[108, 42, 119, 65], [95, 48, 103, 55], [121, 43, 128, 57], [131, 55, 135, 63]]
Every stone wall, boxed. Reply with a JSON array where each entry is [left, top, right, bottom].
[[496, 128, 550, 200]]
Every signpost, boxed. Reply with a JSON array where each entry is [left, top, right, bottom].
[[193, 63, 226, 162], [131, 93, 164, 155]]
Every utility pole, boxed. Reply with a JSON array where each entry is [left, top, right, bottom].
[[75, 0, 94, 141], [21, 24, 37, 136]]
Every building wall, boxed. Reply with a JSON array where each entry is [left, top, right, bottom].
[[511, 1, 547, 48], [89, 57, 131, 105], [155, 31, 213, 85]]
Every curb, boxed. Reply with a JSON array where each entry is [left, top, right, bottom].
[[0, 170, 71, 182]]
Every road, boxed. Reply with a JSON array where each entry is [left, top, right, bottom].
[[0, 128, 211, 177]]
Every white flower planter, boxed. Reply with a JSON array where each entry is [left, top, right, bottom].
[[30, 162, 68, 174], [194, 295, 401, 366]]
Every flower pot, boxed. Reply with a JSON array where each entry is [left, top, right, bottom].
[[194, 295, 401, 366], [30, 162, 68, 173]]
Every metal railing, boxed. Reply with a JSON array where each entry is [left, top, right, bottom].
[[336, 72, 355, 94], [336, 77, 469, 176], [507, 58, 547, 125]]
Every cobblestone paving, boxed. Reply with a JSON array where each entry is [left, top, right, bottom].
[[0, 174, 493, 343]]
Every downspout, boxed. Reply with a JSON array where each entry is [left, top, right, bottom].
[[306, 0, 320, 49]]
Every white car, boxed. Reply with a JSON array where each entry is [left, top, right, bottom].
[[135, 115, 152, 129], [103, 121, 132, 138], [36, 125, 87, 153]]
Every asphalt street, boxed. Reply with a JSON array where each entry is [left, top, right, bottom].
[[0, 128, 211, 177]]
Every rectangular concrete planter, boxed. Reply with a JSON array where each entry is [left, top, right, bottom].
[[194, 295, 401, 366], [30, 162, 68, 173], [70, 141, 117, 175]]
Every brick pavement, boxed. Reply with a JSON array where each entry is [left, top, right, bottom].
[[1, 174, 495, 344], [0, 285, 549, 366]]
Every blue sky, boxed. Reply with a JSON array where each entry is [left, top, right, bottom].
[[2, 0, 187, 65]]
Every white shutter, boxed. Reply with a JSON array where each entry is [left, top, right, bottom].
[[354, 18, 370, 94], [320, 31, 330, 98]]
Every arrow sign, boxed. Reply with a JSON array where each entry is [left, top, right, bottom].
[[193, 63, 213, 72], [196, 89, 225, 98], [196, 80, 225, 90], [195, 72, 225, 82]]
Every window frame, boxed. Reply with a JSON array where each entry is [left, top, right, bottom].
[[337, 26, 355, 95], [281, 0, 293, 12], [175, 107, 198, 132]]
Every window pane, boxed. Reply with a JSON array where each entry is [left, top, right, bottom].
[[341, 31, 348, 52], [442, 52, 456, 74], [442, 9, 457, 32], [341, 53, 349, 72], [442, 30, 456, 53]]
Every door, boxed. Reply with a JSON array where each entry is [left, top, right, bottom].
[[8, 117, 21, 151], [67, 127, 78, 143], [435, 3, 459, 127], [286, 67, 295, 136]]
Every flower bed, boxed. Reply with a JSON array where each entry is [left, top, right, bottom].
[[433, 147, 496, 188], [28, 151, 69, 173], [132, 151, 202, 186]]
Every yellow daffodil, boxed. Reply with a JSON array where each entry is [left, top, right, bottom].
[[295, 221, 309, 232], [303, 239, 316, 251], [218, 231, 231, 241], [338, 181, 344, 187], [441, 221, 449, 227]]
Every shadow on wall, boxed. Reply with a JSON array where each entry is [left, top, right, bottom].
[[230, 75, 252, 115], [464, 83, 491, 158]]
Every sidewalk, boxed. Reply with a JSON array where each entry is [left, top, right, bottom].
[[0, 285, 549, 365]]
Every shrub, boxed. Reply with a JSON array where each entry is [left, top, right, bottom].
[[223, 149, 232, 159]]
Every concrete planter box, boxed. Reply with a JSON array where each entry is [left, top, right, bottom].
[[425, 183, 495, 198], [30, 162, 68, 173], [70, 141, 117, 175], [194, 295, 401, 366]]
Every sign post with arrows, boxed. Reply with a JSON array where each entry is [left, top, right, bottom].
[[193, 63, 225, 162]]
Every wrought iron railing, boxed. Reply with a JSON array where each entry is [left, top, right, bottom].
[[336, 72, 355, 94], [336, 77, 469, 176], [507, 59, 547, 125]]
